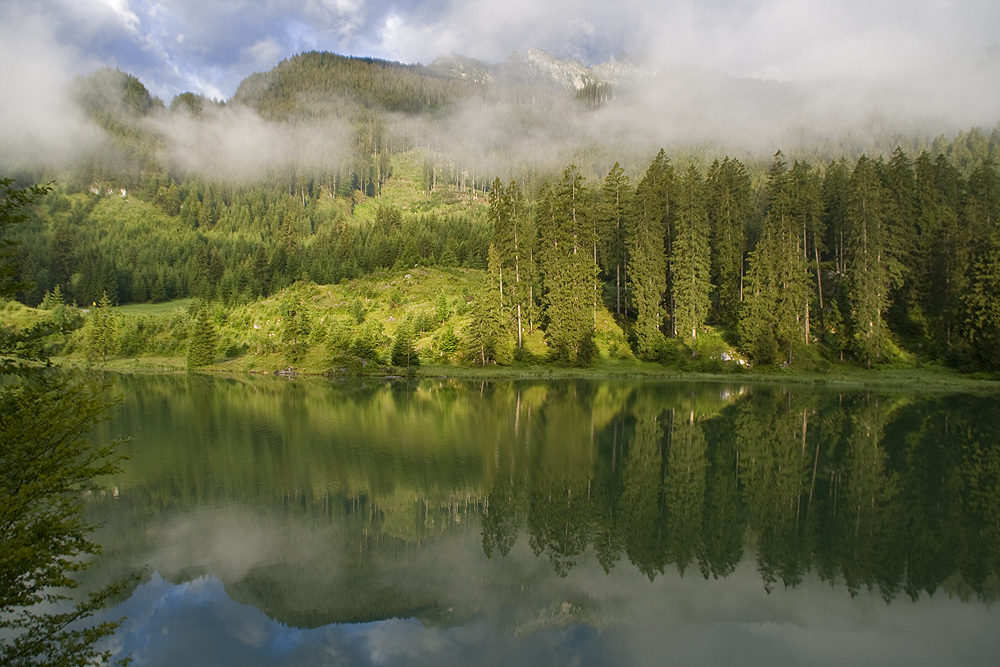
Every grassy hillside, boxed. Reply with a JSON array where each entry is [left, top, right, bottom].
[[24, 266, 643, 374]]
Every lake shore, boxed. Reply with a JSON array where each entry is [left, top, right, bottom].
[[51, 354, 1000, 393]]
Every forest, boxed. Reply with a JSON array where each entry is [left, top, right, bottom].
[[3, 53, 1000, 374]]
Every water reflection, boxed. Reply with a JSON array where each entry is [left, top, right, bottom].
[[84, 374, 1000, 664]]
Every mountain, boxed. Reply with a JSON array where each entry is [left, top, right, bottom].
[[431, 48, 643, 92], [229, 51, 482, 120], [225, 48, 639, 122], [496, 49, 638, 91]]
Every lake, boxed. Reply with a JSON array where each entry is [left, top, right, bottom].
[[82, 374, 1000, 666]]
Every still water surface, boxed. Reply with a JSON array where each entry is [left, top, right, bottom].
[[83, 374, 1000, 666]]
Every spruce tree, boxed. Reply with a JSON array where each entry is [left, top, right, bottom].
[[822, 158, 852, 277], [186, 304, 218, 368], [627, 151, 671, 358], [672, 164, 712, 353], [86, 293, 117, 363], [740, 152, 812, 365], [489, 178, 530, 347], [538, 166, 597, 365], [597, 163, 632, 320], [390, 318, 420, 370], [914, 152, 970, 356], [846, 156, 897, 367], [706, 157, 752, 328], [467, 244, 514, 365], [787, 160, 823, 346], [960, 158, 1000, 369], [280, 298, 311, 363]]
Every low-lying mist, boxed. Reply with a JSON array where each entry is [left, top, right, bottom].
[[3, 47, 998, 186]]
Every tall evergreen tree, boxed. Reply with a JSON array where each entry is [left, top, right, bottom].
[[538, 166, 597, 365], [280, 297, 311, 363], [740, 152, 812, 364], [628, 151, 672, 358], [822, 158, 852, 277], [882, 148, 917, 286], [468, 244, 514, 365], [706, 157, 752, 327], [390, 317, 420, 371], [186, 304, 218, 368], [672, 164, 712, 353], [846, 156, 899, 367], [961, 158, 1000, 369], [489, 178, 530, 347], [914, 152, 970, 356], [86, 293, 117, 363], [787, 160, 823, 345], [597, 163, 632, 320]]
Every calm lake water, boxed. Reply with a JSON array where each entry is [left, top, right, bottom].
[[82, 374, 1000, 666]]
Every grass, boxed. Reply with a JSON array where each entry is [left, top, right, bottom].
[[110, 299, 195, 316]]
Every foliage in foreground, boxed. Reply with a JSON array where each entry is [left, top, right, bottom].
[[0, 371, 135, 667]]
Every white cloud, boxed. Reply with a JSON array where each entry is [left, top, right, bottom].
[[244, 37, 285, 70], [101, 0, 142, 33], [0, 11, 103, 169]]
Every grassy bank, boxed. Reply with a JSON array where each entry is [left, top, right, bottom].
[[6, 272, 1000, 393]]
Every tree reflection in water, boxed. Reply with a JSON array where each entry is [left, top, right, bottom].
[[86, 374, 1000, 632]]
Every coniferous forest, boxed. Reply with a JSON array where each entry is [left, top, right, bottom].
[[3, 53, 1000, 374]]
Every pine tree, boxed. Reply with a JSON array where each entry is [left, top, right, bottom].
[[914, 152, 970, 356], [86, 293, 117, 363], [822, 158, 852, 277], [706, 157, 752, 327], [390, 318, 420, 370], [628, 151, 671, 358], [467, 244, 514, 365], [963, 230, 1000, 370], [280, 298, 311, 363], [961, 157, 1000, 369], [740, 152, 812, 365], [672, 164, 712, 353], [846, 155, 898, 367], [787, 160, 823, 346], [597, 163, 632, 320], [538, 166, 597, 365], [489, 178, 530, 347], [186, 304, 218, 368]]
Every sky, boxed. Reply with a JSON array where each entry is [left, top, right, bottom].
[[2, 0, 998, 104], [1, 1, 999, 174]]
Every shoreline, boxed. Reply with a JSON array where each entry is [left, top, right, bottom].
[[50, 356, 1000, 393]]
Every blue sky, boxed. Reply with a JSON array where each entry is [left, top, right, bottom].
[[2, 0, 998, 102]]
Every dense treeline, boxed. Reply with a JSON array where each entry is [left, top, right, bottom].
[[7, 135, 1000, 371], [9, 182, 490, 309], [479, 144, 1000, 371]]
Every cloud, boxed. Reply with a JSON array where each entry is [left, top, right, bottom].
[[151, 103, 354, 182], [2, 0, 998, 178], [3, 0, 997, 110], [0, 9, 104, 170]]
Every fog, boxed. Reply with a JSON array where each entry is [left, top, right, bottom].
[[2, 0, 998, 183], [151, 104, 355, 183], [0, 15, 104, 172]]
